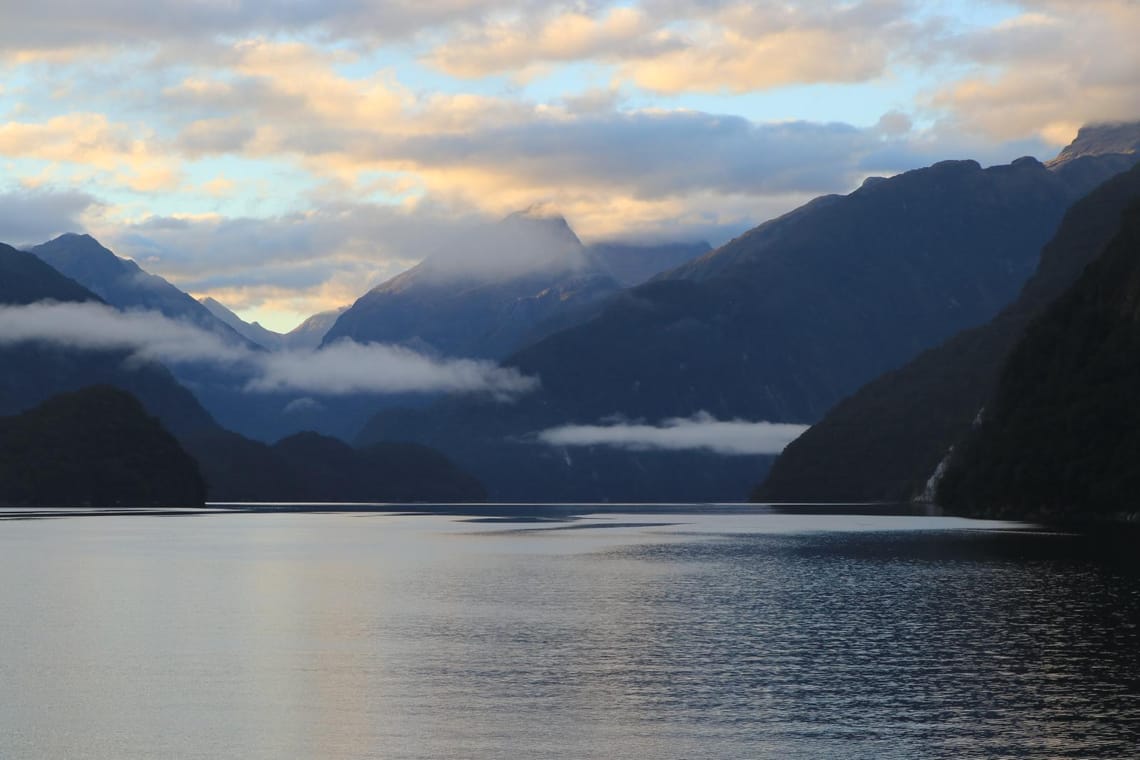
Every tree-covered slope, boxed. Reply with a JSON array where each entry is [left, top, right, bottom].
[[757, 163, 1140, 502], [0, 386, 206, 508], [936, 201, 1140, 519]]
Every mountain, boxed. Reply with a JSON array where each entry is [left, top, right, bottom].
[[588, 241, 711, 286], [199, 298, 348, 351], [936, 200, 1140, 520], [0, 241, 486, 503], [0, 242, 95, 304], [31, 234, 250, 346], [200, 296, 285, 349], [282, 306, 347, 350], [1047, 122, 1140, 169], [0, 386, 206, 508], [756, 162, 1140, 503], [322, 209, 624, 359], [178, 429, 484, 502], [273, 432, 485, 502], [0, 241, 219, 436], [358, 141, 1138, 502]]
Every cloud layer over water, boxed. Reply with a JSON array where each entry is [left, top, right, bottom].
[[536, 412, 808, 455], [0, 302, 538, 397]]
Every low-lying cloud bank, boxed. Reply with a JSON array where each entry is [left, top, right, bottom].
[[0, 301, 537, 397], [535, 412, 809, 455]]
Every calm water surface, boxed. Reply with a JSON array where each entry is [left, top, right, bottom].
[[0, 510, 1137, 759]]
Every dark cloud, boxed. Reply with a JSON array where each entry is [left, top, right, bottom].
[[0, 0, 533, 53], [0, 188, 99, 246]]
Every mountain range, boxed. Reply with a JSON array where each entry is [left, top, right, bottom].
[[5, 120, 1140, 509], [200, 297, 347, 351], [323, 209, 709, 360], [757, 161, 1140, 503], [0, 243, 485, 505], [31, 234, 253, 347], [356, 129, 1140, 502]]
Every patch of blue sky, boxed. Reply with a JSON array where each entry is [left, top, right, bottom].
[[517, 61, 619, 106], [331, 44, 522, 99], [911, 0, 1023, 29], [637, 72, 925, 129], [167, 156, 323, 218]]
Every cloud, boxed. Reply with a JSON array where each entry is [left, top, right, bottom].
[[929, 1, 1140, 144], [0, 301, 538, 397], [252, 340, 538, 396], [426, 1, 913, 93], [0, 0, 515, 56], [0, 113, 182, 191], [535, 412, 808, 455], [0, 188, 99, 246]]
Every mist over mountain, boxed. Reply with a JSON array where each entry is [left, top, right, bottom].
[[281, 306, 348, 350], [322, 208, 622, 359], [358, 139, 1138, 501], [30, 234, 251, 347], [200, 297, 349, 351], [1047, 122, 1140, 169], [937, 199, 1140, 520], [0, 240, 489, 503], [200, 296, 285, 350], [757, 162, 1140, 503], [0, 241, 219, 437]]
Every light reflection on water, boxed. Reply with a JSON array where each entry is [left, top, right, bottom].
[[0, 511, 1136, 759]]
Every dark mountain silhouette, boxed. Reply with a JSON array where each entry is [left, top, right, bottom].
[[936, 200, 1140, 520], [322, 209, 623, 359], [0, 240, 218, 436], [0, 242, 486, 503], [178, 428, 485, 503], [31, 234, 251, 346], [274, 432, 485, 502], [0, 386, 206, 508], [358, 138, 1138, 502], [0, 241, 95, 304], [757, 162, 1140, 503]]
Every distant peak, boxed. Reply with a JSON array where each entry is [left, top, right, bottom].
[[1048, 120, 1140, 168], [508, 202, 565, 221], [501, 204, 582, 248]]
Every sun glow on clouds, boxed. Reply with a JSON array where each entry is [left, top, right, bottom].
[[0, 1, 1136, 326]]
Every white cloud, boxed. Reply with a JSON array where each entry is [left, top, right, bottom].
[[0, 301, 538, 397], [252, 339, 538, 396], [535, 412, 808, 455]]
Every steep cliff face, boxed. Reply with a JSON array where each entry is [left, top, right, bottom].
[[935, 201, 1140, 520], [756, 163, 1140, 503]]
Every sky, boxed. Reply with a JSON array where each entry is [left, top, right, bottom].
[[1, 0, 1138, 331]]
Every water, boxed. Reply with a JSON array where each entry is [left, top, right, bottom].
[[0, 510, 1137, 759]]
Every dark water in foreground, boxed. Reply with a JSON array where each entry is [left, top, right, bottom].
[[0, 510, 1137, 759]]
